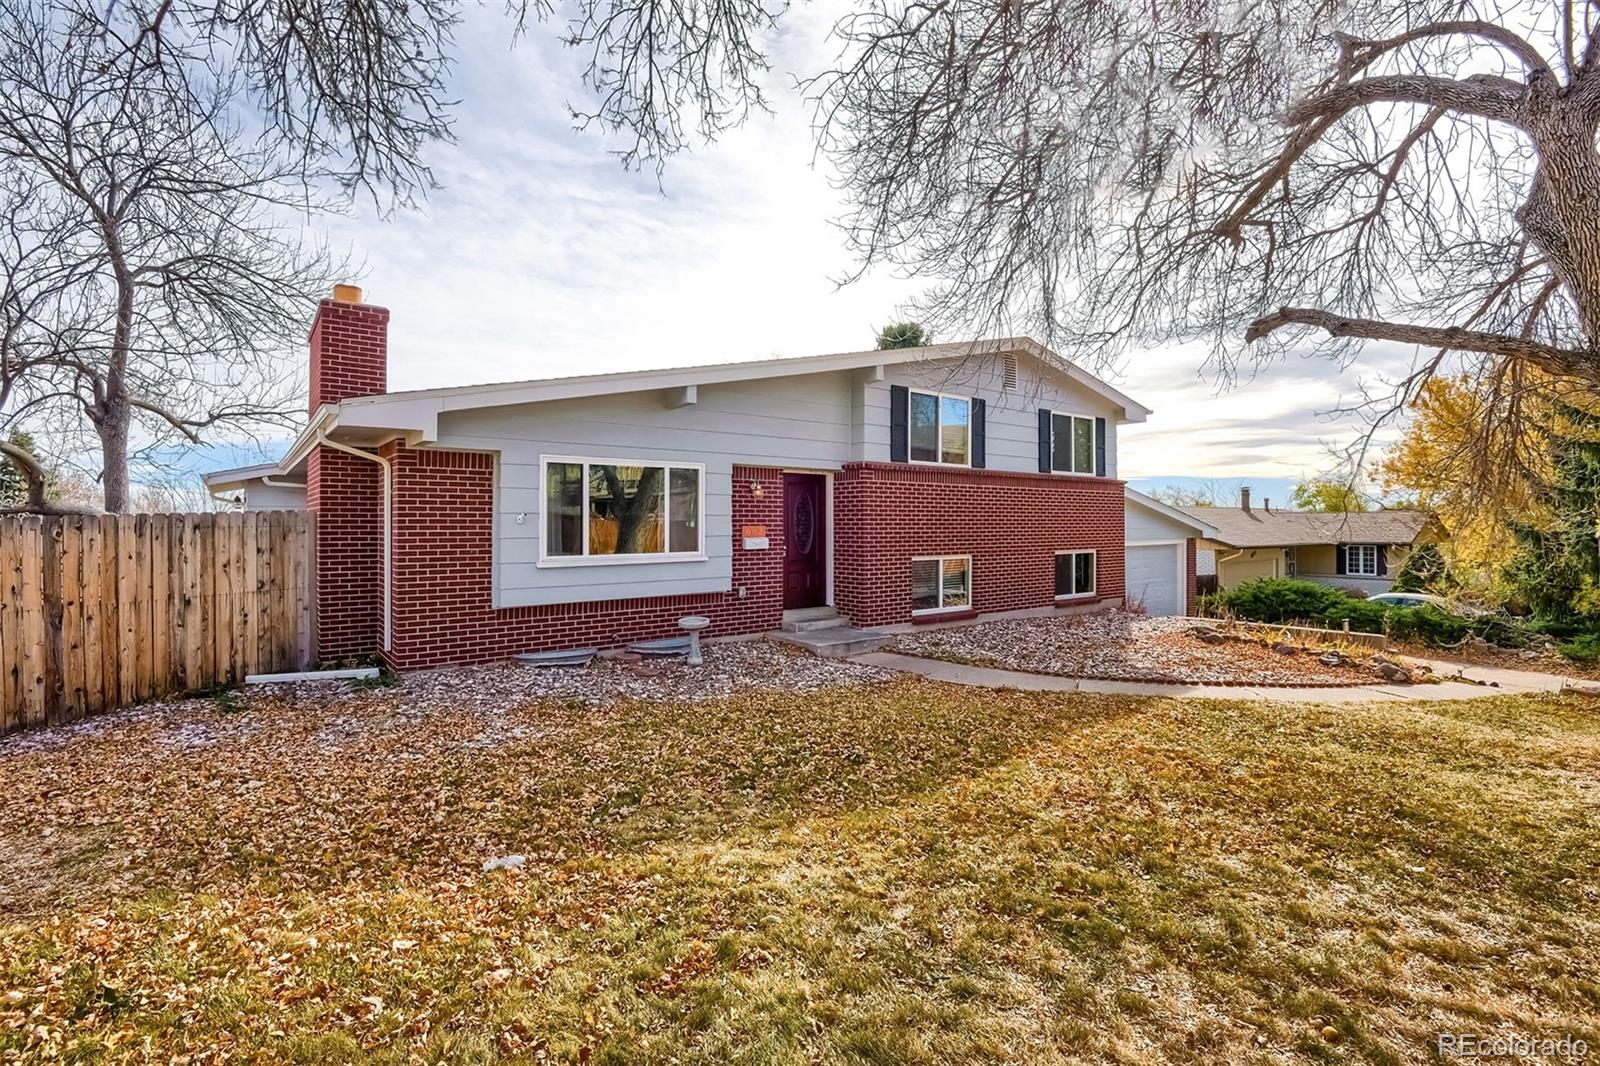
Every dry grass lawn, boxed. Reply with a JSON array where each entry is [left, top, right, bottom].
[[2, 676, 1599, 1064]]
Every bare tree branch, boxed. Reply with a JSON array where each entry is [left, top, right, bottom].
[[1245, 306, 1591, 377]]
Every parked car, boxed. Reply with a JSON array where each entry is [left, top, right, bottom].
[[1365, 592, 1483, 616]]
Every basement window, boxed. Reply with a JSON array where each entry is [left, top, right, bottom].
[[541, 457, 704, 565], [1055, 550, 1097, 598], [911, 555, 972, 614]]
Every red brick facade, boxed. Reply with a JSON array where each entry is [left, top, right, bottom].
[[1185, 538, 1198, 616], [374, 447, 787, 671], [833, 462, 1126, 627], [308, 444, 1137, 667], [308, 298, 389, 412]]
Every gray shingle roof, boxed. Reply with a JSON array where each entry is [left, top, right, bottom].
[[1176, 506, 1436, 548]]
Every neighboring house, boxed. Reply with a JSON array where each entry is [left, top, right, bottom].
[[204, 287, 1214, 670], [1179, 489, 1444, 596]]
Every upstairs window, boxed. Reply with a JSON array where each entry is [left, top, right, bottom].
[[1051, 413, 1096, 475], [543, 458, 703, 564], [910, 390, 970, 465]]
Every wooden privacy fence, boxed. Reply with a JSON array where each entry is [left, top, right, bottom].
[[1, 510, 314, 734]]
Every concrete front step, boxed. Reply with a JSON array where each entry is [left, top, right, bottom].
[[780, 606, 851, 633], [769, 626, 890, 658], [783, 616, 850, 633]]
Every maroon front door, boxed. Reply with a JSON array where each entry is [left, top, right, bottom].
[[782, 473, 827, 610]]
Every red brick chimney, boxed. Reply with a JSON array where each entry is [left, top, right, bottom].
[[308, 283, 389, 412], [306, 284, 390, 664]]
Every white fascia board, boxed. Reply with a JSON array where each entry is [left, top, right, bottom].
[[202, 462, 287, 490], [1125, 486, 1221, 540], [335, 395, 444, 442], [279, 404, 342, 469]]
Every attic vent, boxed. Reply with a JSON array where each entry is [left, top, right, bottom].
[[1002, 353, 1018, 390]]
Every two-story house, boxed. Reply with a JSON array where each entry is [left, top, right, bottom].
[[204, 287, 1214, 669]]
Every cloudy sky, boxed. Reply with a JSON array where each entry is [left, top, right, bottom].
[[229, 3, 1425, 501]]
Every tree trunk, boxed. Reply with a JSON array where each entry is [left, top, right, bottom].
[[98, 396, 130, 513], [100, 254, 136, 514], [1519, 104, 1600, 355]]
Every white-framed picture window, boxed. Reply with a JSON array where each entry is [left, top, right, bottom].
[[1345, 543, 1378, 576], [911, 555, 972, 614], [1054, 550, 1096, 598], [540, 456, 705, 566], [1050, 413, 1097, 475], [909, 390, 971, 466]]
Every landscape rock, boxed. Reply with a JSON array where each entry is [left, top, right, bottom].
[[1374, 661, 1412, 683]]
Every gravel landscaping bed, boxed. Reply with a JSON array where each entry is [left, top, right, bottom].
[[0, 640, 894, 757], [405, 638, 897, 707], [889, 612, 1385, 686]]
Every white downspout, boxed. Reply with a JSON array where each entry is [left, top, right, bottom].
[[1215, 547, 1247, 585], [315, 432, 393, 653]]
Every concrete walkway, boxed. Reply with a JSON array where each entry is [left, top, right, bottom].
[[852, 651, 1587, 703]]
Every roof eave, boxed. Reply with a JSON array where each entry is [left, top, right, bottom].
[[332, 336, 1152, 424], [1125, 487, 1221, 539]]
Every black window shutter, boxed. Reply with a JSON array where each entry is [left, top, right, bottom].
[[1377, 545, 1388, 576], [971, 398, 987, 468], [889, 385, 909, 463], [1094, 417, 1107, 477], [1037, 408, 1053, 472], [1335, 544, 1347, 575]]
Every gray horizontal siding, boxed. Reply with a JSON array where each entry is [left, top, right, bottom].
[[242, 481, 307, 511], [862, 353, 1122, 477], [433, 372, 854, 608], [1125, 502, 1195, 542]]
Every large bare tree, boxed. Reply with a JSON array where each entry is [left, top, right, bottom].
[[812, 1, 1600, 387], [95, 0, 1600, 373], [70, 0, 1600, 513], [0, 0, 336, 513]]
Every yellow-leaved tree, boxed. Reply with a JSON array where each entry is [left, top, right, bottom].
[[1375, 373, 1554, 581]]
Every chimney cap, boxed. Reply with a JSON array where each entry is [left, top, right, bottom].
[[332, 283, 364, 304]]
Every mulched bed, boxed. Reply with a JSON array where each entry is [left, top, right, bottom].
[[889, 612, 1385, 686]]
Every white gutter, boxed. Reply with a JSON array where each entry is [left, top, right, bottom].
[[315, 431, 393, 653]]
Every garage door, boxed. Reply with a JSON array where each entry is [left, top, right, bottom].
[[1126, 543, 1182, 615]]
